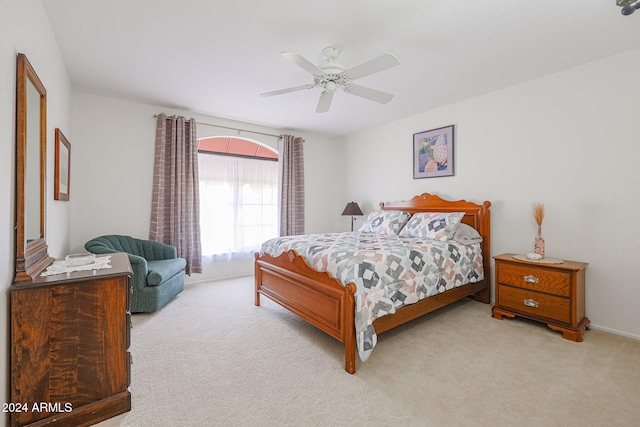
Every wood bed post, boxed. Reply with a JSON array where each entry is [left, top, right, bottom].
[[473, 200, 491, 304], [343, 283, 357, 374]]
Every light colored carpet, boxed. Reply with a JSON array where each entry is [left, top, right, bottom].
[[98, 276, 640, 427]]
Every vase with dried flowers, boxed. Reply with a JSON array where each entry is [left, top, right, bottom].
[[532, 202, 545, 257]]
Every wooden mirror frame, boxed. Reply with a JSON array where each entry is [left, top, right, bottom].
[[14, 53, 52, 283]]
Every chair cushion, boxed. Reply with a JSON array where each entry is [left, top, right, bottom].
[[147, 258, 187, 286]]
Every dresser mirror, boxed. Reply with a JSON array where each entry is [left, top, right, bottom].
[[14, 53, 52, 283]]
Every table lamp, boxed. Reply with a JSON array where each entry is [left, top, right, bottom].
[[341, 202, 363, 231]]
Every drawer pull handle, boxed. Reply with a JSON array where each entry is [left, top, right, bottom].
[[524, 275, 539, 284], [524, 298, 539, 308]]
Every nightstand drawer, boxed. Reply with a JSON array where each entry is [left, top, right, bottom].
[[498, 285, 570, 324], [498, 263, 570, 297]]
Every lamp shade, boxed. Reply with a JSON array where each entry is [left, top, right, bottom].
[[341, 202, 363, 216]]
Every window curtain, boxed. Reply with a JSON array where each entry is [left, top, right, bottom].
[[150, 113, 202, 275], [278, 134, 305, 236], [198, 153, 278, 256]]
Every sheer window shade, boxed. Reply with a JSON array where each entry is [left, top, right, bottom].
[[198, 153, 278, 255]]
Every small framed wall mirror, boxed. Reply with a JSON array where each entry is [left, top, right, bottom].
[[14, 53, 52, 283]]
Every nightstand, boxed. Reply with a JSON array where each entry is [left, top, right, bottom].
[[492, 253, 589, 341]]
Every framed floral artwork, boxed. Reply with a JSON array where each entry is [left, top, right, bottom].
[[413, 125, 454, 179], [54, 128, 70, 201]]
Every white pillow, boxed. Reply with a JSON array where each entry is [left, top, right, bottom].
[[451, 223, 483, 244], [358, 210, 411, 235], [399, 212, 464, 241]]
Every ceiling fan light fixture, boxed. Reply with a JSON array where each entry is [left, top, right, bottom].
[[320, 47, 340, 63], [618, 0, 640, 15]]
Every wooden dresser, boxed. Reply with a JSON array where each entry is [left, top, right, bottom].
[[492, 253, 589, 341], [10, 252, 133, 427]]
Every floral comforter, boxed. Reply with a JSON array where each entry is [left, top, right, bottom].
[[260, 232, 484, 362]]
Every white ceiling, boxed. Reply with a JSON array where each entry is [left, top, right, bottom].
[[42, 0, 640, 137]]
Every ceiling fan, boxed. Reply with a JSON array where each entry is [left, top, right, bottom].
[[260, 47, 399, 113]]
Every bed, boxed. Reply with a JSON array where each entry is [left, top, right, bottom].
[[254, 193, 491, 373]]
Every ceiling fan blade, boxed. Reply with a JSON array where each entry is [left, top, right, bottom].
[[260, 83, 317, 97], [315, 89, 335, 113], [281, 52, 324, 75], [346, 84, 394, 104], [344, 53, 399, 80]]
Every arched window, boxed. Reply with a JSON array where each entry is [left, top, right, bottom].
[[198, 137, 278, 256], [198, 137, 278, 160]]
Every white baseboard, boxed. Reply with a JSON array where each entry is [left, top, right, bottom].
[[588, 323, 640, 341], [185, 273, 252, 285]]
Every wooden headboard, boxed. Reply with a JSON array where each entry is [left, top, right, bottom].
[[382, 193, 492, 286]]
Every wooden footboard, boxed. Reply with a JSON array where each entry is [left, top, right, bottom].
[[255, 250, 358, 373]]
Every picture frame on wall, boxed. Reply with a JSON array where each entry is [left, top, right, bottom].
[[54, 128, 70, 201], [413, 124, 454, 179]]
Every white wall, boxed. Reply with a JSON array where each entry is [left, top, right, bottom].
[[70, 93, 346, 283], [344, 48, 640, 340], [1, 0, 72, 416]]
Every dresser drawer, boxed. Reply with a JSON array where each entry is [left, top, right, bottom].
[[497, 285, 570, 324], [498, 263, 570, 297]]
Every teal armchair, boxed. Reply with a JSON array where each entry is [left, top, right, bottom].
[[85, 235, 186, 313]]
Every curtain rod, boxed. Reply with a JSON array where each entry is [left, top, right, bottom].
[[153, 114, 281, 139]]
